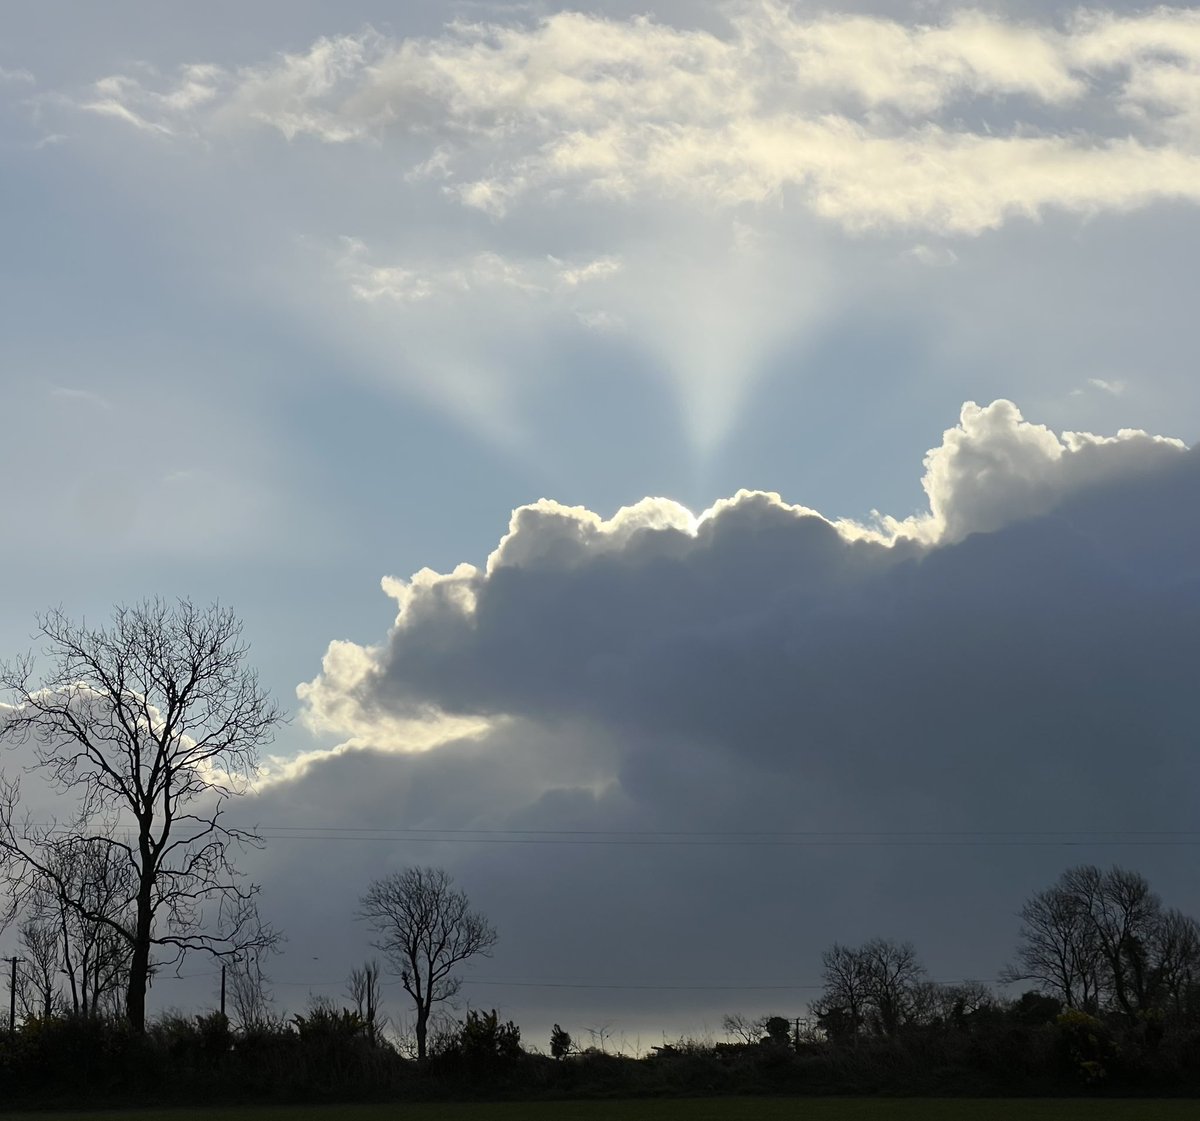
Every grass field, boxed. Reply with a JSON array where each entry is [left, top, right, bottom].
[[4, 1100, 1196, 1121]]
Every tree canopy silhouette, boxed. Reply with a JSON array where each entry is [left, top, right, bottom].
[[359, 866, 497, 1060], [0, 599, 282, 1031]]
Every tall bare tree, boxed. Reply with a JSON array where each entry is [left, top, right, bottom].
[[359, 866, 497, 1060], [0, 600, 282, 1031]]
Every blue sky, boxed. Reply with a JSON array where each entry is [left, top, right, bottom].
[[3, 0, 1200, 1041]]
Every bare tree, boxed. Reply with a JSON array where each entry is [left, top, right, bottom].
[[1152, 908, 1200, 1020], [815, 939, 925, 1039], [347, 958, 385, 1044], [1003, 883, 1102, 1011], [1062, 865, 1160, 1019], [18, 914, 60, 1019], [908, 979, 996, 1030], [227, 951, 275, 1032], [36, 836, 133, 1017], [1007, 865, 1200, 1021], [0, 600, 282, 1031], [815, 942, 870, 1040], [721, 1012, 769, 1045], [359, 866, 497, 1060], [860, 938, 924, 1036]]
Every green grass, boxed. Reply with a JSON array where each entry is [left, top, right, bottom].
[[3, 1100, 1196, 1121]]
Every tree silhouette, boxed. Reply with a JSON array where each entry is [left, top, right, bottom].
[[359, 866, 497, 1060], [0, 600, 282, 1031]]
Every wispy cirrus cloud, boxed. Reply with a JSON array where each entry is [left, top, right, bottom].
[[0, 65, 34, 85]]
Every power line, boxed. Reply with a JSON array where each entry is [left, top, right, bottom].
[[166, 971, 1009, 993], [250, 826, 1200, 836], [28, 824, 1200, 848]]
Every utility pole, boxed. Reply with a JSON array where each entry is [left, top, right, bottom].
[[6, 956, 18, 1034], [220, 963, 226, 1018]]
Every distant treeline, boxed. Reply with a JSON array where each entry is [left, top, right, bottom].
[[2, 862, 1200, 1107]]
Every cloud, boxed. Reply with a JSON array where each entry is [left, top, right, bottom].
[[49, 386, 113, 411], [48, 5, 1200, 456], [336, 238, 621, 307], [238, 397, 1200, 1038], [67, 6, 1200, 234], [887, 399, 1184, 543], [0, 66, 34, 85], [296, 399, 1191, 744], [9, 398, 1198, 1035], [1087, 376, 1126, 396]]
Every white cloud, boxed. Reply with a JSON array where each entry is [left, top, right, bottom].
[[42, 5, 1200, 457], [298, 399, 1191, 750], [0, 65, 34, 85], [336, 239, 621, 307], [49, 385, 113, 410], [907, 243, 959, 267], [884, 399, 1185, 543], [67, 5, 1200, 234]]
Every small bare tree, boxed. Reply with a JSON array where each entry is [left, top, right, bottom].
[[0, 600, 282, 1031], [227, 951, 275, 1032], [359, 866, 497, 1060], [721, 1012, 769, 1045], [18, 914, 60, 1019], [816, 942, 870, 1040], [815, 938, 925, 1039], [347, 958, 385, 1043], [36, 836, 133, 1017], [860, 938, 925, 1036]]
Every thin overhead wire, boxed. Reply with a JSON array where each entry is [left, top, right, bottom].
[[165, 972, 1009, 993], [29, 824, 1200, 847]]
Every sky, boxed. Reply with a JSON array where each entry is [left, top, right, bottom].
[[3, 0, 1200, 1048]]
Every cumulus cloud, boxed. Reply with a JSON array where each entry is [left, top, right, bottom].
[[68, 5, 1200, 234], [296, 398, 1194, 783], [11, 399, 1197, 1034], [299, 398, 1191, 749], [242, 398, 1200, 1037], [889, 399, 1185, 543]]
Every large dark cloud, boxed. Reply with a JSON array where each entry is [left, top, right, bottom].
[[10, 401, 1194, 1042], [226, 401, 1200, 1043]]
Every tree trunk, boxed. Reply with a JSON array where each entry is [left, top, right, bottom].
[[416, 1005, 429, 1060], [126, 874, 154, 1032], [126, 937, 150, 1031]]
